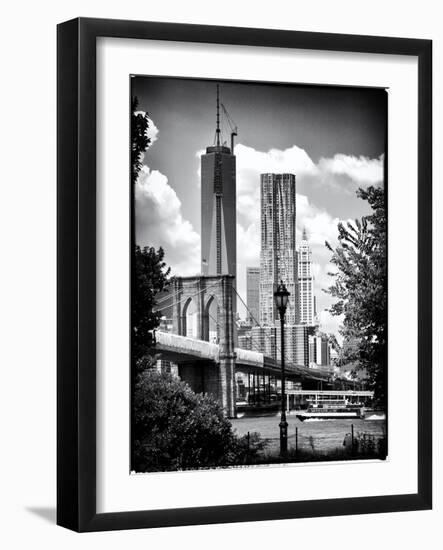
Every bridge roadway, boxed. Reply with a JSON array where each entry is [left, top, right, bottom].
[[155, 330, 339, 383]]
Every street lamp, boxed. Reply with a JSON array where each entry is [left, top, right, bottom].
[[274, 280, 290, 457]]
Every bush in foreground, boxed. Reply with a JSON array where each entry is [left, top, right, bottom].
[[133, 370, 245, 472]]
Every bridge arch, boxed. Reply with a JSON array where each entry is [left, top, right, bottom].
[[203, 294, 220, 343], [182, 296, 198, 338], [171, 275, 236, 416]]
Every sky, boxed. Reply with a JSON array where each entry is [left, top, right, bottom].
[[132, 76, 387, 339]]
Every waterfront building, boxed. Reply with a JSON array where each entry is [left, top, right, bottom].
[[246, 267, 260, 325], [259, 173, 299, 326], [308, 333, 332, 367], [278, 324, 309, 367], [237, 319, 252, 351], [308, 334, 317, 365], [315, 333, 331, 366], [298, 228, 316, 326], [238, 333, 252, 351], [251, 324, 309, 367], [251, 326, 277, 360]]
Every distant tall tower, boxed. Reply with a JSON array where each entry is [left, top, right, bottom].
[[201, 85, 237, 279], [246, 267, 260, 325], [259, 173, 299, 326], [298, 228, 316, 325]]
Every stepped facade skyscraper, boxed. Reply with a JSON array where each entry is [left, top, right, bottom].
[[201, 86, 236, 279], [298, 228, 316, 325], [259, 173, 299, 326]]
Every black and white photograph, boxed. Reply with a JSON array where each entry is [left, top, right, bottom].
[[1, 0, 437, 542], [130, 76, 388, 473]]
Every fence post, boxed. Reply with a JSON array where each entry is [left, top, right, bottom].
[[295, 426, 298, 458], [351, 423, 354, 456]]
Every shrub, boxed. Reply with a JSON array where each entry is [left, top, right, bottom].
[[233, 431, 267, 464], [133, 370, 241, 472]]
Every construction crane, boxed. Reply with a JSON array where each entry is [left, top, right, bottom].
[[221, 102, 238, 153]]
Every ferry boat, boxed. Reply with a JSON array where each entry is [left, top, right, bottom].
[[295, 397, 364, 421]]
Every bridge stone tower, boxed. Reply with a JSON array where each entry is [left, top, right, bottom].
[[172, 275, 236, 417]]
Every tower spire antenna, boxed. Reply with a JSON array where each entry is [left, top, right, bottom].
[[216, 84, 220, 147]]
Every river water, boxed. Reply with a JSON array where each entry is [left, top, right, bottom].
[[230, 413, 386, 454]]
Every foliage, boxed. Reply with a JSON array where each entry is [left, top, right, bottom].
[[131, 97, 171, 369], [328, 333, 340, 352], [133, 370, 244, 472], [132, 246, 171, 370], [131, 96, 151, 186], [325, 186, 387, 404], [355, 432, 387, 459], [234, 432, 267, 464]]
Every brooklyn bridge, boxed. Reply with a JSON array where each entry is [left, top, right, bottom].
[[151, 274, 367, 418]]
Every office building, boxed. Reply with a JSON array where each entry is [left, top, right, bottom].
[[279, 325, 309, 367], [315, 333, 331, 366], [298, 228, 316, 325], [251, 326, 277, 360], [251, 324, 309, 367], [308, 334, 317, 365], [246, 267, 260, 325], [308, 333, 332, 367], [259, 173, 299, 326], [201, 86, 236, 279], [237, 319, 252, 351]]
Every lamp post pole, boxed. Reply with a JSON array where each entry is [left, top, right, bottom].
[[279, 308, 288, 457], [274, 280, 290, 458]]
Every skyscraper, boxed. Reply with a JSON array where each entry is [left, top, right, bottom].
[[298, 228, 316, 325], [246, 267, 260, 325], [279, 325, 309, 367], [201, 86, 236, 279], [316, 333, 331, 366], [259, 173, 299, 326]]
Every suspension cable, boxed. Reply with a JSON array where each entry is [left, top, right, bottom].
[[232, 286, 307, 372], [153, 279, 222, 314]]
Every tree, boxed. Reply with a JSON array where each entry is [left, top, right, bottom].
[[133, 370, 242, 472], [131, 96, 151, 186], [327, 333, 340, 366], [132, 245, 171, 371], [131, 97, 171, 370], [325, 186, 387, 404]]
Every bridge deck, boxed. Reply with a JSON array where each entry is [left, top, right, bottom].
[[154, 331, 353, 383]]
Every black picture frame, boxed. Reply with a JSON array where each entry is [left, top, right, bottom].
[[57, 17, 432, 532]]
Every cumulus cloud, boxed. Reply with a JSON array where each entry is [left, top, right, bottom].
[[317, 153, 384, 189], [134, 112, 159, 147], [295, 195, 340, 247], [236, 143, 318, 181], [146, 117, 159, 145], [135, 165, 200, 277], [134, 114, 159, 170]]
